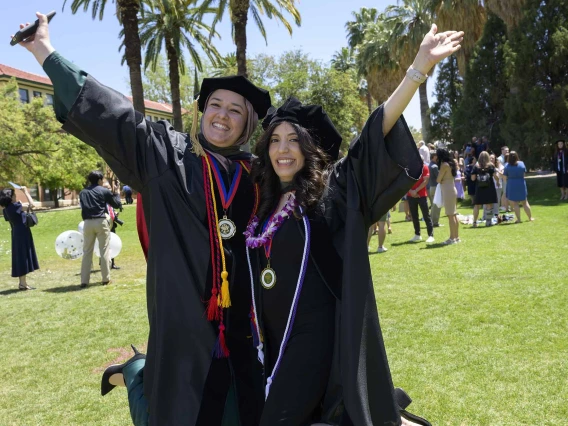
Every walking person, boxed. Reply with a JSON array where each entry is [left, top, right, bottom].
[[367, 212, 390, 253], [79, 171, 122, 287], [0, 186, 39, 290], [103, 180, 123, 270], [428, 151, 442, 227], [471, 152, 498, 227], [554, 139, 568, 200], [408, 162, 435, 243], [436, 148, 460, 244], [504, 151, 534, 223]]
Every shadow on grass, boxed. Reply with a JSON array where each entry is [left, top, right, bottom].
[[43, 284, 89, 293], [0, 289, 23, 296], [73, 269, 102, 276], [390, 241, 422, 247]]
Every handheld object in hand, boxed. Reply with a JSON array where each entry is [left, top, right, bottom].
[[10, 11, 56, 46]]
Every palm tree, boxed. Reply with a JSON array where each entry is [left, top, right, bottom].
[[211, 52, 239, 77], [385, 0, 434, 143], [355, 19, 405, 106], [430, 0, 487, 75], [63, 0, 146, 114], [345, 7, 379, 51], [200, 0, 301, 77], [331, 48, 355, 73], [139, 0, 222, 131], [485, 0, 527, 33]]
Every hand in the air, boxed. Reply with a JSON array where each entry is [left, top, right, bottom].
[[412, 24, 464, 76], [11, 12, 54, 65]]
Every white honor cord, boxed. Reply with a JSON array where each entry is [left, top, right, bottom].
[[246, 244, 264, 366], [264, 208, 309, 400]]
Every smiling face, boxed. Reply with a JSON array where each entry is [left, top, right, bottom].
[[558, 141, 565, 150], [268, 122, 306, 183], [202, 89, 248, 148]]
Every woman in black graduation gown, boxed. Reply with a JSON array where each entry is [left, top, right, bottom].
[[245, 26, 464, 426], [16, 13, 270, 426]]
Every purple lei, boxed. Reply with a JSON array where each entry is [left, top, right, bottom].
[[244, 196, 297, 248]]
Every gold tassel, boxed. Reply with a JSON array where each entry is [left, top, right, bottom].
[[220, 270, 231, 308], [190, 97, 206, 157]]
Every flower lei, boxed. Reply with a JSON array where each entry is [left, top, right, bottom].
[[244, 195, 297, 248]]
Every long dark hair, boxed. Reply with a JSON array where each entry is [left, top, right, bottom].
[[436, 148, 457, 177], [251, 121, 331, 222], [0, 188, 14, 207]]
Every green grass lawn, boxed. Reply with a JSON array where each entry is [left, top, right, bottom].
[[1, 176, 567, 425]]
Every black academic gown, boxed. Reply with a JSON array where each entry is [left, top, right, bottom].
[[250, 106, 423, 426], [56, 75, 263, 425]]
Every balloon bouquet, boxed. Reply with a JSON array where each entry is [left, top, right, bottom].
[[55, 222, 122, 260]]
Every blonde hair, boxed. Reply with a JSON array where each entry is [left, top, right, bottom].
[[477, 151, 493, 168]]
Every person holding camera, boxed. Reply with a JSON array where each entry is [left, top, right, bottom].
[[0, 186, 39, 290], [79, 171, 122, 287]]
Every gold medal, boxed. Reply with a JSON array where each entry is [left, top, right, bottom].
[[261, 266, 277, 289], [219, 215, 236, 240]]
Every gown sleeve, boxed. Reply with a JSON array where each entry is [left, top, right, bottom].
[[42, 52, 175, 191], [326, 105, 422, 230]]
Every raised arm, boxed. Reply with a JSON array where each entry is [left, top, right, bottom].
[[13, 13, 174, 191], [383, 24, 464, 136]]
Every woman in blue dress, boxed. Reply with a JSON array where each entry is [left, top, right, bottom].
[[1, 186, 39, 290], [503, 151, 534, 223]]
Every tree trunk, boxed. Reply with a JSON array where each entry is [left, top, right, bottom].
[[50, 188, 59, 208], [418, 81, 431, 144], [232, 0, 250, 77], [118, 0, 145, 115], [165, 35, 183, 132], [366, 90, 373, 115]]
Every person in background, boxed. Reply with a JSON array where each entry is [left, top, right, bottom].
[[481, 136, 490, 154], [418, 140, 430, 164], [367, 212, 390, 253], [454, 158, 465, 201], [122, 184, 133, 205], [436, 148, 460, 244], [408, 162, 435, 243], [103, 180, 123, 270], [504, 151, 534, 223], [0, 186, 39, 290], [428, 150, 442, 227], [494, 157, 505, 215], [498, 145, 509, 166], [79, 171, 122, 287], [465, 156, 477, 200], [553, 139, 568, 200], [471, 152, 498, 227]]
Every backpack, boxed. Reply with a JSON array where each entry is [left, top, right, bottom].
[[477, 168, 491, 188]]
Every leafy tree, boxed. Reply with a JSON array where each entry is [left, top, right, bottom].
[[201, 0, 301, 77], [430, 55, 462, 146], [309, 68, 369, 152], [139, 0, 222, 131], [331, 47, 356, 73], [453, 13, 508, 151], [269, 50, 321, 104], [0, 80, 100, 206], [500, 0, 568, 167], [63, 0, 146, 114]]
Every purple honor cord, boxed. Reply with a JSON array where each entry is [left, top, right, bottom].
[[245, 206, 311, 400]]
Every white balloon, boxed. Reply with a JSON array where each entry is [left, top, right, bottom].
[[78, 221, 85, 234], [55, 230, 84, 260], [94, 233, 123, 258]]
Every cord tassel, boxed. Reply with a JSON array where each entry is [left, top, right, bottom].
[[220, 271, 231, 308], [207, 289, 220, 321], [214, 324, 230, 358]]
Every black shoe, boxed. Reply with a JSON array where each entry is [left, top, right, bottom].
[[395, 388, 432, 426], [18, 285, 36, 291], [80, 283, 88, 288], [101, 345, 146, 396], [111, 264, 121, 270]]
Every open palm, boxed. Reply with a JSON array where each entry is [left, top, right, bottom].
[[415, 24, 464, 74]]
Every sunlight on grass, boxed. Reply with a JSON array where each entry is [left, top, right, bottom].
[[1, 177, 567, 425]]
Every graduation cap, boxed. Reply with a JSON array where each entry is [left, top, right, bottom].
[[197, 76, 272, 119], [262, 97, 342, 161]]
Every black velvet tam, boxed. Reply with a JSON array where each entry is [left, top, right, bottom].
[[262, 96, 343, 161], [197, 76, 272, 118]]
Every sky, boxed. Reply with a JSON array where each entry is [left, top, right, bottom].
[[0, 0, 435, 130]]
